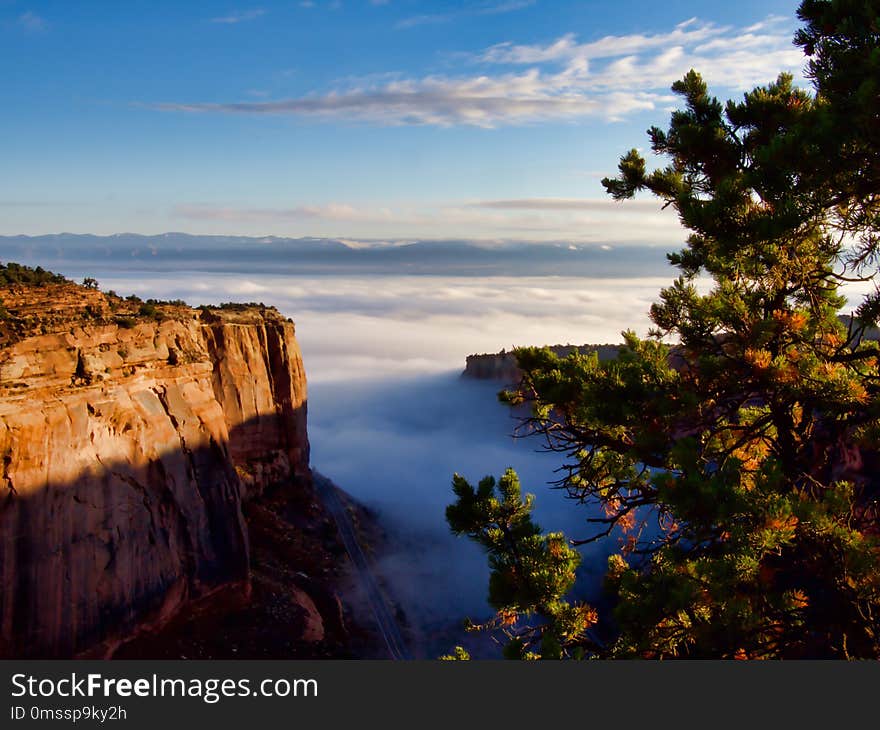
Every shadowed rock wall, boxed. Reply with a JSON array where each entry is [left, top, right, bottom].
[[0, 284, 309, 657]]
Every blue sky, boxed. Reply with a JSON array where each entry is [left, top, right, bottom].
[[1, 0, 807, 241]]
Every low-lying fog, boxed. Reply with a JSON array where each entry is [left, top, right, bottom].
[[85, 272, 671, 380], [26, 258, 875, 657], [70, 269, 661, 655], [309, 373, 617, 657]]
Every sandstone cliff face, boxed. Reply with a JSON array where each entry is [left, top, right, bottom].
[[0, 284, 309, 658]]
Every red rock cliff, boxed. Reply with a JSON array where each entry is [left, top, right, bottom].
[[0, 284, 309, 657]]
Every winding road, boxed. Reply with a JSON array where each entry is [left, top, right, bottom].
[[313, 473, 410, 660]]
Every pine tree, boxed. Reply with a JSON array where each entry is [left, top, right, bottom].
[[793, 1, 880, 315], [448, 4, 880, 658], [795, 0, 880, 195], [445, 469, 597, 659]]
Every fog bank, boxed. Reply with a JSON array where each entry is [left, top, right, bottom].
[[309, 373, 614, 657], [20, 259, 872, 656], [67, 271, 673, 380]]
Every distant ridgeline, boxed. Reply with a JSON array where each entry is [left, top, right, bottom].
[[0, 233, 671, 278], [463, 344, 622, 383]]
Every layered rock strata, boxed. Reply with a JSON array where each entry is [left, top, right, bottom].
[[0, 284, 308, 657]]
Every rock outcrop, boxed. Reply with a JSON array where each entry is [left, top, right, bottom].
[[0, 283, 309, 658], [463, 344, 622, 383]]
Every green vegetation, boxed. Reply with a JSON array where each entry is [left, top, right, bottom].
[[446, 470, 597, 659], [147, 297, 187, 307], [0, 262, 68, 286], [0, 261, 276, 361], [210, 301, 268, 311], [448, 1, 880, 659], [0, 259, 261, 331]]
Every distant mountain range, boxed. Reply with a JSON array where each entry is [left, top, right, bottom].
[[0, 233, 671, 277]]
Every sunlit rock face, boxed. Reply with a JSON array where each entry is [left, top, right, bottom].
[[0, 284, 309, 657]]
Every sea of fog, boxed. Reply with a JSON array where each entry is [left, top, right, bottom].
[[53, 268, 664, 656], [308, 372, 619, 657], [29, 263, 876, 656]]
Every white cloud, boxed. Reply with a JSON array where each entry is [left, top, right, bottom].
[[468, 198, 662, 211], [210, 8, 265, 24], [481, 17, 804, 93], [170, 197, 684, 242], [481, 0, 535, 14], [228, 280, 270, 294], [18, 11, 46, 32], [742, 14, 792, 34], [481, 18, 724, 64], [395, 0, 534, 29], [154, 71, 670, 127], [154, 14, 804, 127], [173, 202, 395, 223], [395, 13, 448, 29]]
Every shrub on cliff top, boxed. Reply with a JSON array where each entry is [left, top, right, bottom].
[[214, 301, 268, 311], [0, 262, 69, 286]]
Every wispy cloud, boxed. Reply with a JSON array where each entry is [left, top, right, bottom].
[[170, 197, 684, 243], [470, 198, 662, 211], [481, 18, 718, 64], [481, 1, 535, 15], [210, 8, 265, 24], [396, 0, 534, 29], [394, 13, 447, 29], [173, 203, 395, 224], [17, 11, 46, 32], [477, 15, 802, 92], [153, 72, 666, 127], [153, 15, 803, 128]]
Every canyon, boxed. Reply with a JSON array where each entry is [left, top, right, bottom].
[[0, 277, 351, 658]]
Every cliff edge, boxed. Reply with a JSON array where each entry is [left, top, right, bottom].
[[0, 277, 310, 657], [463, 344, 622, 383]]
